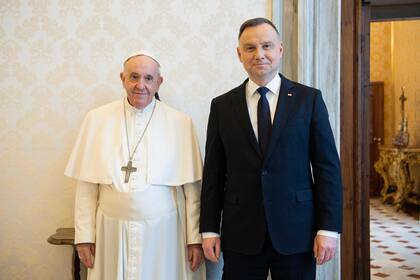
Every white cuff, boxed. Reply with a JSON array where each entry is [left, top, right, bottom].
[[202, 232, 220, 239], [317, 230, 338, 238]]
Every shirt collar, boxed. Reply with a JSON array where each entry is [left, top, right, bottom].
[[125, 96, 156, 115], [246, 74, 281, 98]]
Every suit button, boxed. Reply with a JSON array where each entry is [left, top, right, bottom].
[[262, 170, 268, 176]]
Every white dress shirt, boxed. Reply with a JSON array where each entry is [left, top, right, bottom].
[[245, 74, 280, 139], [202, 75, 337, 239]]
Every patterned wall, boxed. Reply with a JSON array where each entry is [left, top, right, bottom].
[[0, 1, 266, 279], [370, 20, 420, 147], [392, 20, 420, 147]]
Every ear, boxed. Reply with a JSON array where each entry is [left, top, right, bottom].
[[157, 76, 163, 87], [278, 42, 284, 58], [119, 72, 124, 82], [236, 47, 243, 62]]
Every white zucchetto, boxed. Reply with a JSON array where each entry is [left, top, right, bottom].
[[123, 50, 160, 66]]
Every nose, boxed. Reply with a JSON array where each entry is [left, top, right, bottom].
[[134, 79, 145, 90], [255, 47, 265, 59]]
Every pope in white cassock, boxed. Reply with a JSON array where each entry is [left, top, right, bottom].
[[65, 51, 206, 280]]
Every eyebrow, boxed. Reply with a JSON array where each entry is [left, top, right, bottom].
[[242, 41, 274, 47], [128, 72, 155, 78]]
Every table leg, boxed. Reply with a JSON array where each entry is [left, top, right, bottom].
[[72, 247, 81, 280]]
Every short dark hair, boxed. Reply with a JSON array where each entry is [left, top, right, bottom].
[[238, 17, 279, 39]]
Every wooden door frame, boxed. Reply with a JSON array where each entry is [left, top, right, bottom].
[[341, 1, 370, 279], [341, 1, 420, 279]]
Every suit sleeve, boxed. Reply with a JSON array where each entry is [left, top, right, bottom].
[[199, 99, 226, 234], [309, 91, 343, 233]]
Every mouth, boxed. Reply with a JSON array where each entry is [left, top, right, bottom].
[[133, 92, 148, 96], [254, 63, 268, 67]]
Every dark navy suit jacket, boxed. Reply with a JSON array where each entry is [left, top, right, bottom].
[[199, 74, 343, 255]]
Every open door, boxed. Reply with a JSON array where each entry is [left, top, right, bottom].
[[369, 81, 384, 197]]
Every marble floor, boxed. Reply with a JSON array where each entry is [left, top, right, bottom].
[[370, 198, 420, 279]]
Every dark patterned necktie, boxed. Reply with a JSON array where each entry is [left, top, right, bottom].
[[257, 87, 272, 157]]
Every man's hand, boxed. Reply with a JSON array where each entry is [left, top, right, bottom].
[[187, 244, 204, 272], [76, 243, 95, 268], [313, 235, 337, 265], [202, 237, 221, 263]]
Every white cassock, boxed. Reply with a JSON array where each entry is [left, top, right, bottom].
[[65, 97, 206, 280]]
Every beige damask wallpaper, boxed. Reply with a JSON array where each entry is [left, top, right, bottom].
[[0, 1, 267, 278], [370, 20, 420, 147]]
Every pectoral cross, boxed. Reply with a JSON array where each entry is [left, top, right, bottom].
[[121, 160, 137, 183]]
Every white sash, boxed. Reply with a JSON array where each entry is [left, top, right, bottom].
[[98, 185, 176, 221]]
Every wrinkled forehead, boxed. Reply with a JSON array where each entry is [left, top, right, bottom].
[[122, 54, 162, 76]]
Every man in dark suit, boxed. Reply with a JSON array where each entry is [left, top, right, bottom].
[[199, 18, 343, 279]]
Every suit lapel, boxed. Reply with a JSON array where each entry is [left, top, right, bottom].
[[231, 80, 263, 159], [265, 75, 296, 164]]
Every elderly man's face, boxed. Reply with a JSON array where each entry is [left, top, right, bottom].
[[237, 23, 283, 85], [120, 55, 163, 109]]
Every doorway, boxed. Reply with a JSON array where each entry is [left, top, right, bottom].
[[340, 1, 420, 279], [369, 18, 420, 278]]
